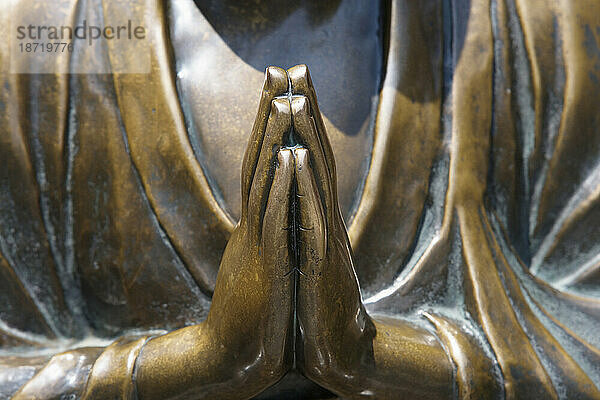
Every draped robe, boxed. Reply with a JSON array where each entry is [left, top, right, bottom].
[[1, 0, 600, 398]]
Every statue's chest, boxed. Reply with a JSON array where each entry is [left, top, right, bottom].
[[168, 0, 382, 222]]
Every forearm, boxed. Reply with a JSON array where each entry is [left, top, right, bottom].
[[368, 317, 454, 399], [135, 323, 285, 400], [135, 324, 223, 400], [13, 322, 279, 400], [302, 316, 454, 400]]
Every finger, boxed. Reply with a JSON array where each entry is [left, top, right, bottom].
[[262, 149, 295, 277], [294, 147, 327, 276], [248, 98, 292, 239], [287, 64, 338, 190], [262, 149, 296, 363], [241, 66, 288, 218], [291, 96, 334, 222]]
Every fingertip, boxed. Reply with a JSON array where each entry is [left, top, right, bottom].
[[277, 148, 293, 167], [293, 147, 309, 171], [272, 150, 294, 192], [291, 95, 310, 116], [287, 64, 312, 95], [287, 64, 308, 77], [264, 66, 288, 95], [271, 98, 292, 118]]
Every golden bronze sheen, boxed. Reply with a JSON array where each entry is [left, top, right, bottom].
[[2, 0, 600, 399]]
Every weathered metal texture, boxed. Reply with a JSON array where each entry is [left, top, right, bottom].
[[2, 0, 600, 398]]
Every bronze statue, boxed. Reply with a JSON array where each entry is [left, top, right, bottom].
[[1, 0, 600, 398]]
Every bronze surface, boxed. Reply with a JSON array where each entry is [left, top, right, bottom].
[[1, 0, 600, 399]]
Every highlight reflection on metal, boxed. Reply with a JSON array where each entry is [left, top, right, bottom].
[[2, 0, 600, 399]]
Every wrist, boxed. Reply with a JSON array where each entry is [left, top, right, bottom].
[[81, 335, 150, 400]]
